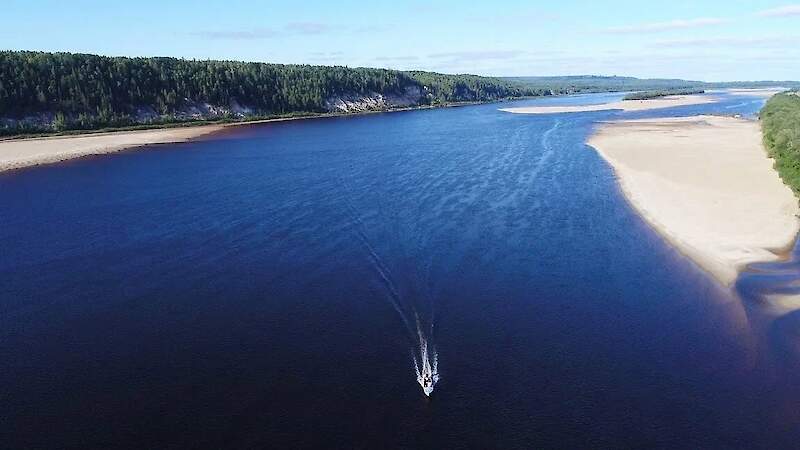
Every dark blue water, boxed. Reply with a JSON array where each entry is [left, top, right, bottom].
[[2, 93, 799, 449]]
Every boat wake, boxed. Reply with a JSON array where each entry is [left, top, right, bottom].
[[336, 171, 440, 397], [413, 320, 439, 397]]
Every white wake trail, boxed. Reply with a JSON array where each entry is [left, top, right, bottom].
[[413, 319, 439, 396], [336, 172, 440, 397]]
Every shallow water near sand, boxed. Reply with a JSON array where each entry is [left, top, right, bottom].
[[2, 92, 799, 448]]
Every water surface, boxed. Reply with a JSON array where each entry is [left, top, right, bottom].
[[2, 92, 799, 448]]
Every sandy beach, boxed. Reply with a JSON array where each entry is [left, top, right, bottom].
[[0, 103, 474, 172], [588, 115, 799, 286], [500, 94, 717, 115], [0, 125, 226, 172], [722, 88, 786, 97]]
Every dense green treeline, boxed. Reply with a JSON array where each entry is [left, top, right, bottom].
[[0, 51, 413, 120], [506, 75, 800, 93], [406, 71, 547, 102], [761, 92, 800, 195], [623, 88, 705, 101], [505, 75, 702, 93], [4, 50, 799, 137], [0, 51, 543, 134], [709, 81, 800, 89]]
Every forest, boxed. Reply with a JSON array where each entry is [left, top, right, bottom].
[[506, 75, 800, 94], [0, 51, 544, 134], [3, 51, 798, 136]]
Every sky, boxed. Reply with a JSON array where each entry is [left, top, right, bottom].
[[3, 0, 800, 81]]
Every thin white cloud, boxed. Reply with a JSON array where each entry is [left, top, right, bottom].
[[427, 50, 526, 61], [374, 55, 420, 62], [353, 24, 394, 33], [311, 51, 344, 57], [757, 4, 800, 17], [602, 17, 729, 34], [285, 22, 336, 35], [465, 11, 561, 25], [193, 22, 344, 40], [651, 36, 800, 48], [191, 28, 278, 40]]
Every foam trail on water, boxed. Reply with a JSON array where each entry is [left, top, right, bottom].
[[413, 319, 439, 396], [336, 171, 439, 397]]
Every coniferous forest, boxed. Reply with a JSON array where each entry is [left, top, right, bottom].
[[0, 51, 547, 134], [3, 51, 796, 136]]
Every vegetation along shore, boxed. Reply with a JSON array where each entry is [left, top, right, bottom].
[[3, 51, 799, 137], [622, 88, 705, 101], [761, 92, 800, 195]]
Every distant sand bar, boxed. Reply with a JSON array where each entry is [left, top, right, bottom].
[[0, 125, 224, 172], [721, 88, 786, 98], [500, 94, 717, 115]]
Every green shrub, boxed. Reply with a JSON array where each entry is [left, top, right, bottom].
[[761, 92, 800, 196]]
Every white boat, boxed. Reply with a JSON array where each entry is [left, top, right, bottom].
[[421, 374, 434, 396]]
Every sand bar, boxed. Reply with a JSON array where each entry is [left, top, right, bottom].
[[723, 88, 786, 97], [500, 94, 717, 115], [0, 125, 225, 172], [588, 115, 799, 286], [0, 104, 466, 172]]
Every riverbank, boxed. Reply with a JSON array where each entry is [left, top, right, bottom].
[[588, 115, 799, 286], [500, 94, 716, 114], [0, 100, 500, 172], [0, 125, 228, 172], [723, 88, 786, 97]]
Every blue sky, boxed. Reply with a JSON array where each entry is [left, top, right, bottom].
[[4, 0, 800, 81]]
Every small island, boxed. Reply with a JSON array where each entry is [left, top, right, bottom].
[[622, 88, 706, 101]]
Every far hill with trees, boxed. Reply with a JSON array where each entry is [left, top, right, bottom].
[[506, 75, 800, 94], [0, 51, 545, 135], [505, 75, 703, 94], [2, 51, 799, 136]]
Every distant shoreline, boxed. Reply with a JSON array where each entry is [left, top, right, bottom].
[[0, 99, 501, 173], [0, 125, 225, 173], [0, 99, 494, 142], [0, 88, 788, 175], [0, 90, 673, 173], [500, 88, 784, 115], [500, 93, 717, 114]]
